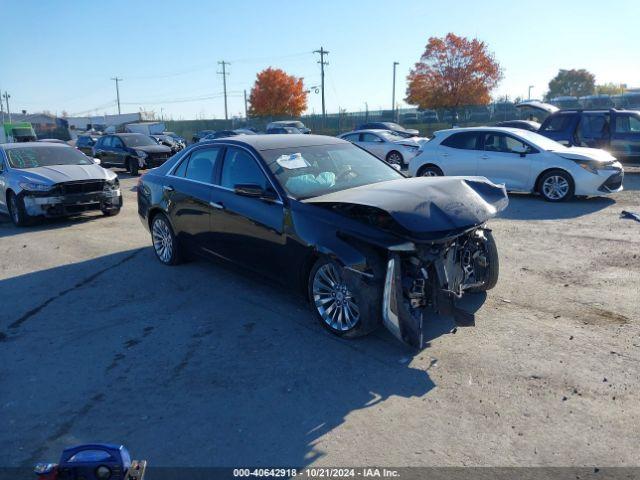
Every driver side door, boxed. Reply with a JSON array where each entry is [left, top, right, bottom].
[[478, 132, 534, 191], [359, 132, 387, 159], [206, 146, 287, 277]]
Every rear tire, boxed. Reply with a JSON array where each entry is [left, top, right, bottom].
[[127, 157, 140, 176], [7, 192, 31, 227], [308, 256, 383, 339], [150, 213, 181, 265], [386, 151, 404, 167], [419, 164, 444, 177]]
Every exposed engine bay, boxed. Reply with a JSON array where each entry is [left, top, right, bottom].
[[382, 227, 496, 349]]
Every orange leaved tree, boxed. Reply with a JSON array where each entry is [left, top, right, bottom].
[[406, 33, 502, 115], [248, 68, 308, 117]]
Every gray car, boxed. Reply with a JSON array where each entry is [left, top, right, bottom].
[[338, 129, 422, 167], [0, 142, 122, 226]]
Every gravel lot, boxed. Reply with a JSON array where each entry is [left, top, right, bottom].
[[1, 169, 639, 467]]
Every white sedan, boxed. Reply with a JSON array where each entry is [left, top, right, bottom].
[[338, 129, 423, 167], [408, 127, 624, 201]]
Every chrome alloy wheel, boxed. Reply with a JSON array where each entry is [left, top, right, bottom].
[[422, 169, 439, 177], [312, 263, 360, 331], [542, 175, 569, 200], [152, 216, 174, 263]]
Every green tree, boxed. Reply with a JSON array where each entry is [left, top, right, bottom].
[[596, 82, 626, 95], [546, 69, 595, 99]]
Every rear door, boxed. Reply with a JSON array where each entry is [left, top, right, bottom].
[[611, 112, 640, 159], [164, 145, 222, 249], [93, 136, 111, 165], [437, 131, 483, 175], [478, 132, 533, 190]]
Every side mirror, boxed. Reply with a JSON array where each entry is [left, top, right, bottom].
[[93, 158, 101, 165], [234, 184, 278, 201]]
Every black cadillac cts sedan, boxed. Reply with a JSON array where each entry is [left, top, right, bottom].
[[137, 135, 508, 349]]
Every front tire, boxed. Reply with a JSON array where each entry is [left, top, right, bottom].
[[151, 213, 181, 265], [308, 257, 382, 338], [102, 207, 121, 216], [466, 230, 499, 292], [7, 192, 31, 227], [539, 169, 574, 202], [386, 151, 404, 167]]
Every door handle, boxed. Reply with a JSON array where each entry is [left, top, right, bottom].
[[163, 185, 174, 192], [441, 153, 449, 157], [209, 201, 224, 210], [480, 154, 489, 159]]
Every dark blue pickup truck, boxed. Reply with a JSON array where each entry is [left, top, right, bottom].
[[517, 101, 640, 162]]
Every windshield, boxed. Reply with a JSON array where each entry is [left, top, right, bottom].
[[513, 130, 567, 151], [6, 145, 94, 169], [122, 134, 157, 147], [263, 143, 404, 200]]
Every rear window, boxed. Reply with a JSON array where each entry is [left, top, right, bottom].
[[542, 114, 573, 132], [441, 132, 482, 150]]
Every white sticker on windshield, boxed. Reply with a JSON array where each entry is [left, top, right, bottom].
[[276, 152, 310, 169]]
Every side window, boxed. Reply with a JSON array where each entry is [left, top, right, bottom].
[[342, 133, 359, 142], [102, 136, 113, 148], [441, 132, 481, 150], [542, 114, 572, 132], [484, 133, 532, 154], [615, 115, 640, 133], [76, 137, 87, 147], [361, 133, 382, 142], [580, 114, 610, 139], [220, 147, 269, 190], [112, 137, 125, 149], [183, 147, 220, 183]]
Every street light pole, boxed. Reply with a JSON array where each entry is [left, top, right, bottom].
[[528, 85, 534, 100], [111, 77, 122, 114], [392, 61, 399, 121], [2, 92, 11, 122]]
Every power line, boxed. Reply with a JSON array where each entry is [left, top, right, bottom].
[[110, 77, 123, 114], [313, 47, 329, 124], [217, 61, 230, 120]]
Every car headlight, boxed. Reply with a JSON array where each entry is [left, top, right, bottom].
[[405, 145, 419, 151], [105, 177, 120, 190], [19, 182, 53, 192], [135, 150, 148, 158]]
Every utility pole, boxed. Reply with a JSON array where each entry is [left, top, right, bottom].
[[314, 47, 329, 124], [392, 61, 399, 122], [0, 89, 4, 123], [2, 92, 11, 122], [218, 61, 230, 120], [528, 85, 534, 100], [243, 89, 248, 120], [111, 77, 122, 114]]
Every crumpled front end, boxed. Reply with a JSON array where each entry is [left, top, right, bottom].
[[382, 228, 493, 349]]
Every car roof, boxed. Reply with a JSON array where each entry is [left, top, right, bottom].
[[0, 141, 72, 149], [202, 134, 347, 151], [341, 129, 393, 135], [435, 126, 532, 136], [112, 132, 146, 136]]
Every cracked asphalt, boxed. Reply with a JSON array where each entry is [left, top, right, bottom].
[[1, 170, 639, 467]]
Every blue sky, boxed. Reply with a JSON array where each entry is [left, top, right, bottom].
[[1, 0, 638, 120]]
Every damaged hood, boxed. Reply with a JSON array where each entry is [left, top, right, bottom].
[[16, 164, 117, 185], [304, 176, 508, 239]]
